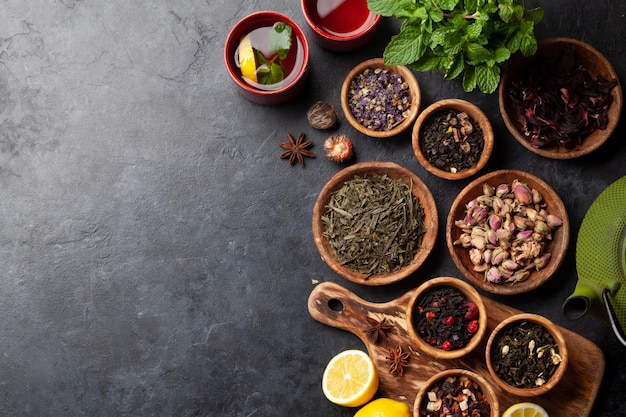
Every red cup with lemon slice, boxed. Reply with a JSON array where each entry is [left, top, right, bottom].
[[224, 11, 310, 105]]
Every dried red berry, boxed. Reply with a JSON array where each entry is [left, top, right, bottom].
[[323, 134, 353, 163], [443, 316, 455, 326], [425, 311, 436, 320], [467, 319, 479, 334], [441, 340, 453, 351], [464, 302, 479, 320]]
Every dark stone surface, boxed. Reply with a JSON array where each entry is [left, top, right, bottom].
[[0, 0, 624, 416]]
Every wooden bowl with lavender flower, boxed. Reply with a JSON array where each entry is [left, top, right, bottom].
[[445, 169, 570, 295], [499, 37, 622, 159], [340, 58, 421, 138], [312, 161, 438, 286]]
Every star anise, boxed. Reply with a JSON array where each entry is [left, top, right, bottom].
[[386, 344, 410, 376], [364, 317, 394, 343], [279, 131, 315, 167]]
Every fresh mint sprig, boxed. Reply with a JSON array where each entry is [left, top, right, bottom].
[[367, 0, 543, 93]]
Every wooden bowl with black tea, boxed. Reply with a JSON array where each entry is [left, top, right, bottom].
[[446, 169, 570, 295], [414, 368, 500, 417], [485, 313, 568, 397], [406, 277, 488, 360], [499, 37, 622, 159], [341, 58, 421, 139], [312, 161, 438, 286], [412, 99, 494, 180]]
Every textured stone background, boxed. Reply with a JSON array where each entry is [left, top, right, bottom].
[[0, 0, 624, 416]]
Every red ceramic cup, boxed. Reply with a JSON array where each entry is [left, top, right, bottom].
[[224, 11, 310, 105], [301, 0, 381, 52]]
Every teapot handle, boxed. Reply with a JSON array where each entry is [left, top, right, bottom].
[[602, 288, 626, 347]]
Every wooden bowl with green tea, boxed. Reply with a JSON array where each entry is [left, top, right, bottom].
[[485, 313, 568, 397], [312, 161, 438, 286]]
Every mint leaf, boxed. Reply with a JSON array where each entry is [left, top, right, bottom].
[[444, 53, 465, 80], [462, 66, 477, 92], [524, 7, 544, 24], [269, 23, 292, 59], [464, 42, 494, 64], [494, 46, 511, 63], [476, 63, 500, 93], [432, 0, 459, 10], [519, 21, 537, 55], [367, 0, 418, 18], [383, 24, 428, 65]]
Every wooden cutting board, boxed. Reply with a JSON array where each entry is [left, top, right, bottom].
[[308, 281, 605, 416]]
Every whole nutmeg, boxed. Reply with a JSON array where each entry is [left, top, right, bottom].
[[323, 134, 353, 163], [307, 101, 338, 130]]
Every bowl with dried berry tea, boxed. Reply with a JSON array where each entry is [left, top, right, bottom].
[[446, 169, 570, 295], [406, 277, 488, 360], [486, 313, 568, 397], [224, 11, 310, 105], [499, 37, 622, 159], [312, 161, 438, 286], [341, 58, 421, 138], [412, 99, 494, 180], [414, 368, 499, 417]]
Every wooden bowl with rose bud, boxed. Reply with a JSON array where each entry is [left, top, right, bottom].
[[445, 169, 570, 295]]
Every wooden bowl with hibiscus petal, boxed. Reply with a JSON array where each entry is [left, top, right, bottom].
[[499, 37, 622, 159], [312, 161, 438, 286]]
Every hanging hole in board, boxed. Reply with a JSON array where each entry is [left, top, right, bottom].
[[328, 298, 344, 312]]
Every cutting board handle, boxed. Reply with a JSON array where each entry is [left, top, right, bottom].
[[307, 281, 412, 342]]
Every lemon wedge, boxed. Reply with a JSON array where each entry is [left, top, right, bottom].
[[238, 34, 257, 83], [502, 402, 549, 417], [354, 398, 411, 417], [321, 349, 379, 407]]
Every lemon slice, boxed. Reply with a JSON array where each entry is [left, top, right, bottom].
[[502, 402, 549, 417], [354, 398, 411, 417], [238, 34, 257, 83], [321, 349, 379, 407]]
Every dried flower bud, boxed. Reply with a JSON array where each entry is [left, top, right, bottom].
[[533, 220, 551, 234], [512, 179, 533, 205], [469, 248, 483, 265], [533, 252, 551, 270], [483, 183, 495, 197], [307, 101, 338, 129], [491, 247, 508, 265], [486, 229, 498, 245], [532, 188, 543, 204], [323, 134, 353, 162], [486, 266, 502, 283], [454, 233, 472, 248], [488, 214, 501, 230], [516, 229, 533, 241], [501, 345, 510, 356], [495, 183, 510, 197], [546, 213, 563, 228], [501, 259, 519, 271], [483, 248, 492, 264]]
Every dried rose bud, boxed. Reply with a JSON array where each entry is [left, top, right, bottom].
[[546, 213, 563, 228], [486, 266, 502, 283], [323, 134, 353, 162], [512, 179, 533, 205], [495, 183, 510, 197], [488, 214, 501, 230]]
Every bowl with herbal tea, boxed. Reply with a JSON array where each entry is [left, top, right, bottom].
[[224, 11, 309, 105], [412, 99, 494, 180], [499, 37, 622, 159], [406, 277, 488, 360], [486, 313, 568, 397], [312, 161, 438, 286], [300, 0, 381, 52], [341, 58, 421, 138], [446, 169, 570, 295], [414, 368, 499, 417]]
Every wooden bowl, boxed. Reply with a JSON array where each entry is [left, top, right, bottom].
[[499, 37, 622, 158], [446, 169, 570, 295], [341, 58, 421, 138], [485, 313, 568, 397], [414, 368, 500, 417], [312, 161, 438, 286], [406, 277, 488, 360], [412, 99, 494, 180]]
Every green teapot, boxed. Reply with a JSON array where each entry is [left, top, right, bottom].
[[562, 175, 626, 346]]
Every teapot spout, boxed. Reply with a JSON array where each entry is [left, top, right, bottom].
[[562, 282, 604, 320]]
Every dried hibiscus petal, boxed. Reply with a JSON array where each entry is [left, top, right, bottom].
[[507, 45, 618, 149]]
